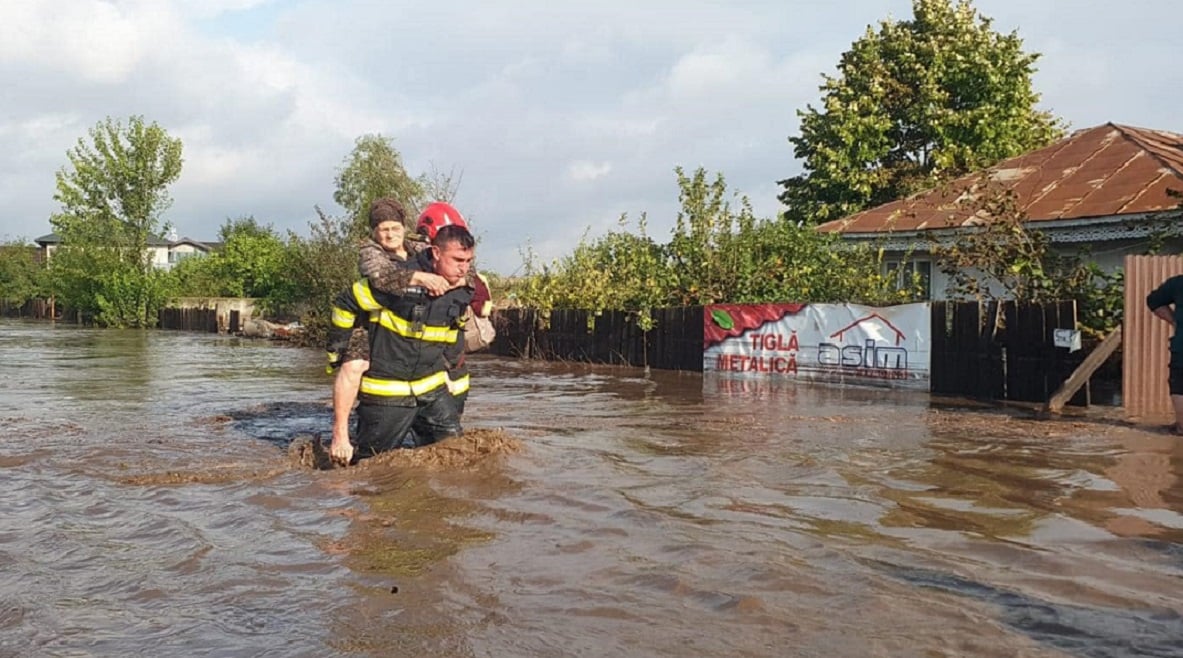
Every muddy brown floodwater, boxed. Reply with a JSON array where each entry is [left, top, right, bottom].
[[1, 318, 1182, 657]]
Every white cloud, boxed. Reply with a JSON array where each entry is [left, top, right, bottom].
[[174, 0, 277, 20], [567, 160, 613, 182], [0, 1, 178, 83], [1, 0, 1181, 273], [667, 39, 768, 99]]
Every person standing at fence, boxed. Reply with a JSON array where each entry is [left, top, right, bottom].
[[1147, 273, 1183, 435]]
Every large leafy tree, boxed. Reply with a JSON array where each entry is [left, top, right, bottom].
[[333, 134, 424, 238], [170, 217, 286, 299], [0, 241, 47, 309], [211, 217, 287, 298], [49, 115, 183, 326], [779, 0, 1063, 225]]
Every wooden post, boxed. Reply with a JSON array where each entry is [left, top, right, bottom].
[[1042, 326, 1122, 415]]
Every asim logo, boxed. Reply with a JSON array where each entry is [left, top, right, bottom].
[[817, 313, 909, 379]]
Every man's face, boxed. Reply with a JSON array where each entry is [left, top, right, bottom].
[[372, 220, 405, 252], [432, 240, 474, 285]]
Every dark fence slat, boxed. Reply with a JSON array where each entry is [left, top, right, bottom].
[[490, 306, 703, 372], [159, 307, 219, 333]]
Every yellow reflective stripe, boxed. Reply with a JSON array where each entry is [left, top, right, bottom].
[[352, 280, 381, 311], [359, 371, 448, 397], [446, 373, 470, 395], [376, 309, 458, 342], [331, 307, 356, 328]]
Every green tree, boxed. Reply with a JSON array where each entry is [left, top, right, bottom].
[[49, 115, 183, 327], [265, 207, 358, 342], [169, 217, 287, 300], [521, 216, 676, 325], [213, 217, 286, 298], [419, 163, 464, 204], [779, 0, 1063, 225], [667, 167, 910, 306], [0, 241, 47, 309], [333, 134, 424, 238], [168, 253, 224, 299], [511, 167, 913, 316], [666, 167, 740, 305]]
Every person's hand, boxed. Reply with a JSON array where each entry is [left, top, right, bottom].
[[329, 436, 354, 467], [412, 272, 451, 296]]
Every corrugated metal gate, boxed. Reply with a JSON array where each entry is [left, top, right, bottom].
[[1123, 255, 1183, 420]]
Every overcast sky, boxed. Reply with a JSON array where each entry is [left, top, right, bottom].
[[2, 1, 1180, 275]]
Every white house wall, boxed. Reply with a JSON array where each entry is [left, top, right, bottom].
[[877, 231, 1183, 301], [148, 246, 170, 269]]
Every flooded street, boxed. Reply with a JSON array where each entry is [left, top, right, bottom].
[[1, 318, 1182, 657]]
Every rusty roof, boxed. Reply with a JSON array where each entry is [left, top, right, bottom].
[[816, 123, 1183, 234]]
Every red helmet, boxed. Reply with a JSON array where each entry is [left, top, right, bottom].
[[416, 201, 468, 240]]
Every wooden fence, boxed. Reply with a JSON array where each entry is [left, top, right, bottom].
[[930, 300, 1090, 404], [4, 300, 242, 334], [0, 299, 54, 319], [490, 307, 704, 371], [158, 307, 219, 333], [492, 301, 1113, 407]]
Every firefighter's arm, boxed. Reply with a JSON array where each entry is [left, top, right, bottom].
[[325, 285, 364, 371]]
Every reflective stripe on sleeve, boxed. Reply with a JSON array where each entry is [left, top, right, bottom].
[[331, 307, 356, 328], [352, 280, 381, 311]]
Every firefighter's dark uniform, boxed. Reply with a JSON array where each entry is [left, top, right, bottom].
[[327, 274, 474, 456]]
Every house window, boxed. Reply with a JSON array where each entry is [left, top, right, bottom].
[[884, 259, 931, 300], [168, 250, 201, 264]]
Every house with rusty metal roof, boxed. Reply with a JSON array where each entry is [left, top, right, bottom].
[[815, 123, 1183, 299]]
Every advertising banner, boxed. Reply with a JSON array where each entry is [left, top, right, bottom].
[[702, 303, 931, 389]]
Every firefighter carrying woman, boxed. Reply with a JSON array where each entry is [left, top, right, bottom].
[[325, 199, 494, 465]]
